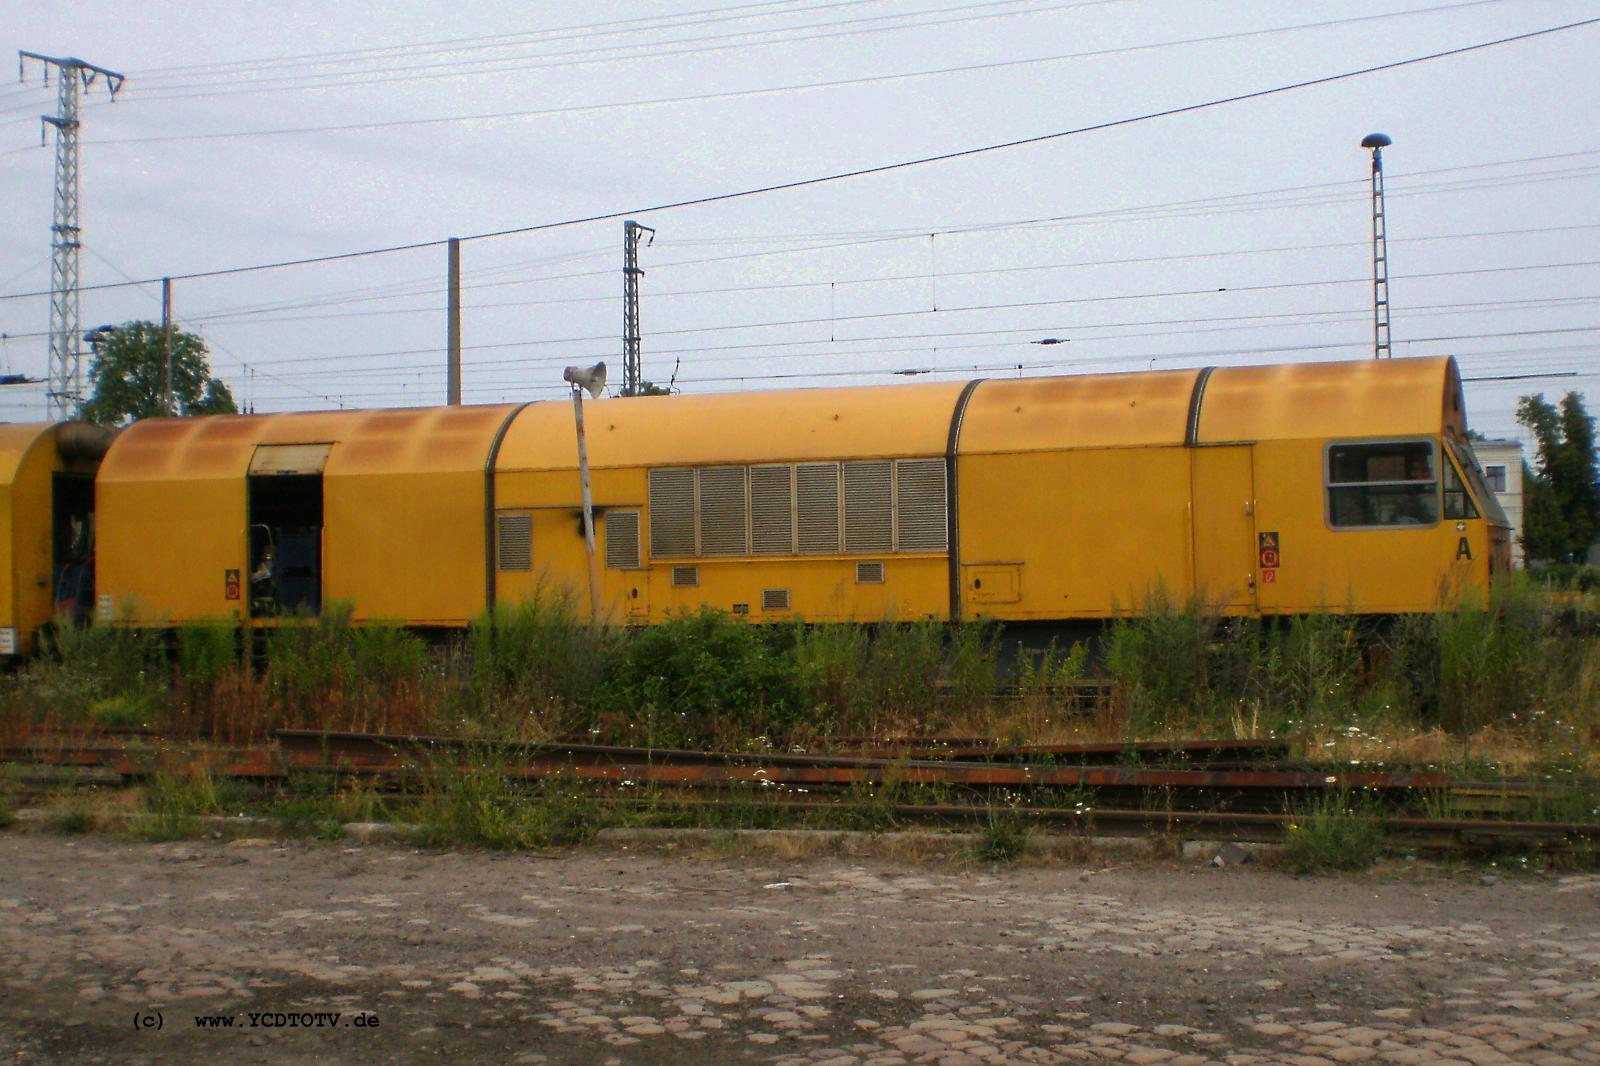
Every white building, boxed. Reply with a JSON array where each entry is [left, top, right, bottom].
[[1473, 438, 1525, 568]]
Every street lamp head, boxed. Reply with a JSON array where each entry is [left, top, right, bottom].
[[563, 361, 608, 400], [82, 324, 116, 346], [1361, 132, 1392, 150]]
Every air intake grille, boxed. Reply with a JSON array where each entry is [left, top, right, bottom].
[[496, 513, 532, 571], [855, 560, 885, 584], [648, 468, 695, 557], [750, 465, 794, 555], [762, 588, 791, 612], [671, 565, 699, 588], [796, 462, 840, 554], [894, 458, 948, 552], [698, 466, 749, 556], [605, 510, 641, 569], [843, 460, 893, 553]]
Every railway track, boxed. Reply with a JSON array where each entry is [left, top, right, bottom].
[[4, 724, 1595, 855]]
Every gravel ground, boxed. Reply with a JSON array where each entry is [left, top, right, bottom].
[[1, 832, 1597, 1065]]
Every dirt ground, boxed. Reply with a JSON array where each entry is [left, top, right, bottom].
[[0, 832, 1597, 1066]]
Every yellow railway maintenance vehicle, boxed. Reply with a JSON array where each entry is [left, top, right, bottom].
[[90, 355, 1508, 632], [0, 421, 116, 655]]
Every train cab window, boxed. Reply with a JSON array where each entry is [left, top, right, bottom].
[[1442, 458, 1479, 520], [1326, 440, 1439, 528]]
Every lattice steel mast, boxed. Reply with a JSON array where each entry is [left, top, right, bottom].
[[19, 51, 124, 419], [621, 219, 655, 396], [1362, 132, 1393, 360]]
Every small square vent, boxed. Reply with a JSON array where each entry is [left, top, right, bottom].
[[855, 560, 885, 584], [762, 588, 791, 612], [672, 565, 699, 588]]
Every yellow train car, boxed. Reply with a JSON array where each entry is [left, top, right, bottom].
[[92, 356, 1508, 631], [0, 421, 115, 655], [95, 405, 519, 627]]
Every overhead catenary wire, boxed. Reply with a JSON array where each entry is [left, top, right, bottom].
[[4, 128, 1598, 309], [43, 1, 1496, 141]]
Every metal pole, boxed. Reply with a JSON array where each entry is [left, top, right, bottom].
[[446, 237, 461, 405], [1362, 133, 1393, 360], [161, 276, 174, 415], [621, 220, 654, 396], [571, 386, 603, 622], [21, 52, 124, 420]]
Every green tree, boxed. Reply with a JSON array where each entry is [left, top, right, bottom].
[[1516, 392, 1600, 564], [82, 320, 237, 426]]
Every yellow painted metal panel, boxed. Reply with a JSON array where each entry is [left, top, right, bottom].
[[1191, 447, 1257, 608], [957, 448, 1193, 619], [96, 478, 247, 623], [958, 369, 1199, 455], [1196, 356, 1462, 443], [324, 471, 488, 624], [495, 383, 966, 472]]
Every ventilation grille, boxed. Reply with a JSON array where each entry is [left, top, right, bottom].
[[843, 460, 893, 553], [698, 466, 749, 556], [895, 458, 948, 552], [750, 465, 794, 555], [762, 588, 791, 612], [648, 468, 695, 557], [796, 462, 840, 554], [496, 513, 532, 571], [671, 565, 699, 588], [855, 560, 885, 584], [605, 510, 641, 569]]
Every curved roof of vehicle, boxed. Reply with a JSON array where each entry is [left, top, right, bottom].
[[98, 404, 520, 483], [494, 381, 968, 471], [94, 356, 1465, 482], [0, 423, 56, 488], [1195, 356, 1462, 443]]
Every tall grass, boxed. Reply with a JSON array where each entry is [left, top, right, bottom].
[[0, 577, 1592, 776], [459, 585, 618, 740]]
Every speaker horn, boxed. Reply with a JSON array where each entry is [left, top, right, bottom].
[[562, 361, 608, 400]]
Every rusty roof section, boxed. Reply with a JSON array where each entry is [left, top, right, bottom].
[[97, 404, 521, 483]]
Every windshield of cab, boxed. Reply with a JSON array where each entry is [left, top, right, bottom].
[[1448, 437, 1511, 527]]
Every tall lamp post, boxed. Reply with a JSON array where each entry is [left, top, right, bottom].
[[563, 361, 607, 622], [1362, 132, 1393, 360]]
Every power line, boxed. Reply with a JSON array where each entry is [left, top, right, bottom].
[[67, 2, 1491, 141], [106, 0, 1100, 102], [2, 17, 1594, 322]]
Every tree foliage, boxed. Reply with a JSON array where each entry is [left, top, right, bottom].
[[1516, 391, 1600, 564], [82, 320, 237, 426]]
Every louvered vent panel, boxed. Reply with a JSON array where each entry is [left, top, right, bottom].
[[698, 466, 749, 555], [648, 468, 696, 557], [605, 510, 641, 569], [762, 588, 791, 612], [895, 458, 949, 552], [855, 560, 885, 584], [843, 460, 893, 553], [796, 463, 841, 555], [750, 465, 794, 555], [496, 513, 532, 571], [671, 565, 699, 588]]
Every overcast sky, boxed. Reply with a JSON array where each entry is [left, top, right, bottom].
[[2, 0, 1598, 449]]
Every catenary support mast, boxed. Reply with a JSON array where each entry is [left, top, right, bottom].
[[19, 51, 124, 419], [621, 220, 655, 396]]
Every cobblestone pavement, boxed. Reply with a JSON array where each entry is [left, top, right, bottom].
[[0, 834, 1597, 1064]]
